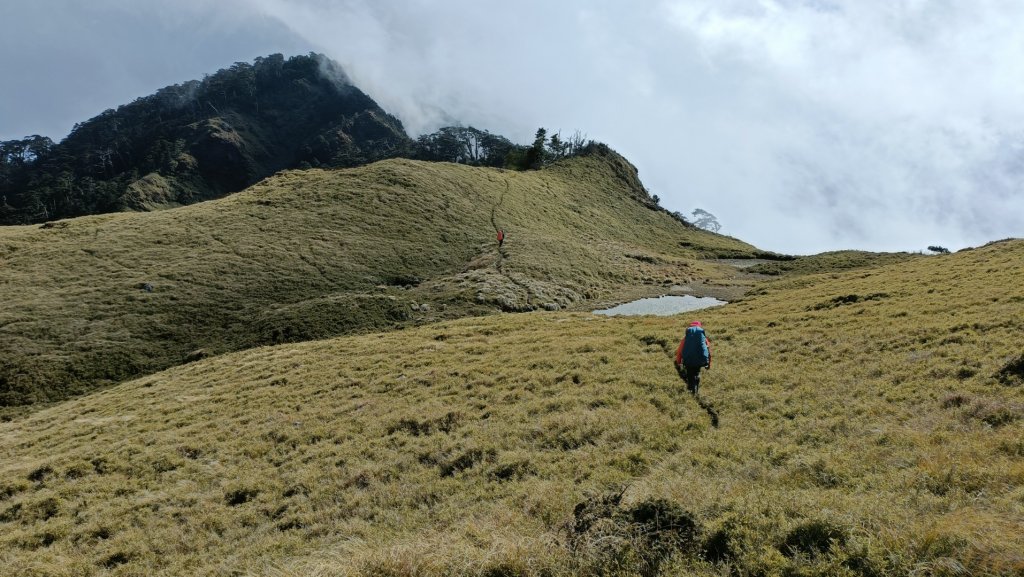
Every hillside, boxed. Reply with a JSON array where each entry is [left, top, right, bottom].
[[0, 53, 409, 224], [0, 150, 760, 409], [1, 239, 1020, 576], [744, 250, 922, 276]]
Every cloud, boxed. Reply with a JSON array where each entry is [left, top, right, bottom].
[[242, 0, 615, 138], [655, 0, 1024, 251], [0, 0, 309, 141], [3, 0, 1021, 253]]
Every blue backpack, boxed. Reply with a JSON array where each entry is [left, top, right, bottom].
[[682, 326, 710, 366]]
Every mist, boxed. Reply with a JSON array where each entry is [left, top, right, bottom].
[[3, 0, 1022, 254]]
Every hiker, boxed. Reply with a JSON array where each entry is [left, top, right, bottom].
[[497, 228, 505, 247], [674, 320, 712, 395]]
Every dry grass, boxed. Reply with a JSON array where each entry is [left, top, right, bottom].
[[746, 250, 922, 276], [1, 239, 1022, 575], [0, 154, 757, 410]]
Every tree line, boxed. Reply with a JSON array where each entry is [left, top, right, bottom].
[[409, 126, 595, 170]]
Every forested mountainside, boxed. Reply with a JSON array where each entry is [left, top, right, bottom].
[[0, 53, 410, 223]]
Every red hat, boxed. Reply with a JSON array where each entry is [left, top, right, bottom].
[[690, 321, 702, 327]]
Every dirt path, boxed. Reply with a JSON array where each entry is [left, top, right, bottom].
[[696, 395, 720, 428], [673, 364, 719, 428], [489, 180, 507, 232], [489, 179, 534, 308]]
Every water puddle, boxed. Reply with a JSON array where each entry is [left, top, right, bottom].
[[593, 295, 727, 317]]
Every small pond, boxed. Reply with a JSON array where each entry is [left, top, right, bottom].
[[593, 295, 727, 317]]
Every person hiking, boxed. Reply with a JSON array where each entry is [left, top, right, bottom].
[[674, 320, 712, 395], [497, 228, 505, 248]]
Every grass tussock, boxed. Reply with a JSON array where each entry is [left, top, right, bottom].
[[0, 155, 758, 410], [1, 238, 1021, 575]]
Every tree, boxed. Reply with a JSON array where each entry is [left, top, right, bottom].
[[524, 128, 547, 169], [478, 131, 519, 167], [546, 131, 566, 159], [1, 135, 53, 166], [414, 127, 463, 163], [411, 126, 523, 167], [927, 245, 951, 254], [565, 130, 587, 156], [691, 208, 721, 233]]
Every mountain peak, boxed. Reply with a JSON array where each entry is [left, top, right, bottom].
[[0, 53, 410, 224]]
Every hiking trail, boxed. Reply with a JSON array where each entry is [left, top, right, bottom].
[[696, 395, 720, 428], [490, 179, 534, 308], [674, 364, 720, 428], [490, 179, 507, 272], [489, 180, 507, 232]]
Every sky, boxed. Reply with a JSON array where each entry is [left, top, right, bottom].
[[2, 0, 1022, 254]]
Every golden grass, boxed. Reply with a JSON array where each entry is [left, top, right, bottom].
[[746, 250, 921, 276], [2, 239, 1022, 575], [0, 154, 758, 410]]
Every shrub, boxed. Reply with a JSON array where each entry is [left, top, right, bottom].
[[487, 459, 536, 482], [439, 448, 495, 477], [966, 400, 1022, 427], [703, 527, 734, 563], [567, 491, 698, 575], [27, 465, 53, 484], [224, 488, 259, 506], [102, 551, 132, 568], [780, 520, 847, 557], [941, 393, 971, 409], [996, 355, 1024, 386]]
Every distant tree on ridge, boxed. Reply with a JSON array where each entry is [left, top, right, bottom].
[[691, 208, 721, 233]]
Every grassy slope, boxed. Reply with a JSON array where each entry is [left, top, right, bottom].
[[0, 154, 757, 408], [1, 240, 1021, 576], [746, 250, 922, 276]]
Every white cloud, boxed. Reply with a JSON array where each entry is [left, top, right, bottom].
[[654, 0, 1024, 251], [0, 0, 308, 140]]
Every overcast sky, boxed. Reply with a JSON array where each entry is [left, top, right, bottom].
[[2, 0, 1022, 254]]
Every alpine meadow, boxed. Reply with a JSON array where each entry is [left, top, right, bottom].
[[2, 54, 1023, 577], [0, 149, 764, 413]]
